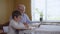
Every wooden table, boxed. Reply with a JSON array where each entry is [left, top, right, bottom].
[[0, 30, 3, 33], [0, 30, 6, 34]]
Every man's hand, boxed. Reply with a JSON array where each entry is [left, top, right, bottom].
[[23, 23, 29, 28], [23, 23, 32, 30]]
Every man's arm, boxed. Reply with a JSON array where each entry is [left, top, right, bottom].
[[23, 23, 29, 28], [25, 14, 31, 23], [11, 22, 25, 29]]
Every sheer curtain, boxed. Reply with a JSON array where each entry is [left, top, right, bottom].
[[31, 0, 60, 22], [47, 0, 60, 22]]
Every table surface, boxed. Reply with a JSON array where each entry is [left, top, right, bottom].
[[33, 25, 60, 32]]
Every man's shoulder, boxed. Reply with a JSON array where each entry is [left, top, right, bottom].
[[9, 19, 14, 25], [24, 13, 28, 17], [10, 19, 15, 23], [10, 19, 18, 25], [10, 19, 13, 22]]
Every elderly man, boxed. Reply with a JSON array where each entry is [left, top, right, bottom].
[[16, 4, 31, 24]]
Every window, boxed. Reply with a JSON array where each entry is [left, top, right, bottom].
[[31, 0, 60, 22]]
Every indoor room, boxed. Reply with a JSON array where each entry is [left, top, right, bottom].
[[0, 0, 60, 34]]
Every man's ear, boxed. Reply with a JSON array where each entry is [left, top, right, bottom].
[[14, 16, 17, 20]]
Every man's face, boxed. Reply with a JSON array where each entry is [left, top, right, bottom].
[[14, 15, 22, 22], [17, 5, 25, 14], [17, 15, 22, 21]]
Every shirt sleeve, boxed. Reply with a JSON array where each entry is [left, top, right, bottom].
[[11, 21, 25, 29], [25, 14, 31, 24]]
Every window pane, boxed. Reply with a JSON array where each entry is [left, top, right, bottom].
[[47, 0, 60, 22], [31, 0, 46, 21], [31, 0, 60, 22]]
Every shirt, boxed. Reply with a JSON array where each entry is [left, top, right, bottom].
[[20, 13, 31, 23], [7, 19, 25, 34]]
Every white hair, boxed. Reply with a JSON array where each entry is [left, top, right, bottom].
[[18, 4, 26, 9]]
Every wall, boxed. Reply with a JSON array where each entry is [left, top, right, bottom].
[[0, 0, 15, 24], [0, 0, 31, 24]]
